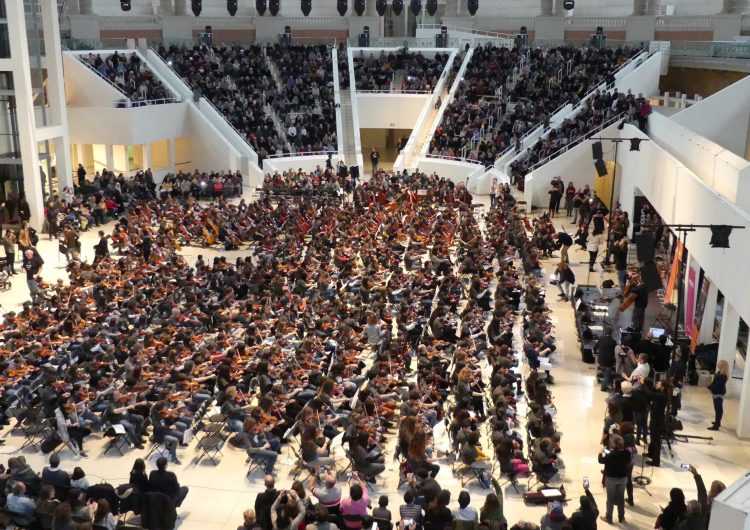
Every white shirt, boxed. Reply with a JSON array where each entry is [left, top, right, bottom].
[[630, 362, 651, 381]]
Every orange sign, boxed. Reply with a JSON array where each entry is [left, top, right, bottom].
[[664, 239, 684, 304]]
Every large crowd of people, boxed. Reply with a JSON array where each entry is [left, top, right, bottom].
[[428, 44, 640, 166], [353, 50, 449, 92], [266, 44, 338, 153], [79, 51, 173, 106]]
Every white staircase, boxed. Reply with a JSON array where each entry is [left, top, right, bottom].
[[339, 89, 358, 166]]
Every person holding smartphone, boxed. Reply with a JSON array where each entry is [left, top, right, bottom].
[[598, 434, 631, 524], [568, 477, 599, 530]]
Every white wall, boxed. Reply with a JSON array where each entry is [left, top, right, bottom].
[[613, 51, 662, 98], [414, 156, 486, 185], [262, 155, 337, 175], [63, 52, 125, 107], [648, 112, 750, 206], [672, 75, 750, 159], [356, 93, 431, 129], [68, 104, 189, 145], [524, 123, 620, 211]]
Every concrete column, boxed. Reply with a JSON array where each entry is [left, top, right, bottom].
[[105, 145, 114, 171], [67, 0, 80, 15], [716, 300, 739, 372], [698, 281, 719, 345], [445, 0, 458, 16], [167, 139, 176, 173], [159, 0, 175, 15], [737, 354, 750, 437], [174, 0, 187, 16], [6, 0, 45, 231], [541, 0, 553, 16], [41, 0, 73, 192], [143, 143, 152, 170], [79, 0, 93, 15]]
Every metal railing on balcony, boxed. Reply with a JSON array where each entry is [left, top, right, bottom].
[[669, 40, 750, 59]]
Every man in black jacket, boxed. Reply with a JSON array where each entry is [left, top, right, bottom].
[[596, 327, 617, 391], [41, 454, 70, 490], [148, 457, 189, 507], [254, 475, 279, 530]]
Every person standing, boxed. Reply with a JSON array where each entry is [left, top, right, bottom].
[[548, 181, 562, 218], [554, 262, 575, 302], [611, 236, 629, 291], [77, 164, 87, 188], [255, 476, 280, 530], [587, 226, 605, 272], [22, 249, 44, 300], [490, 178, 498, 209], [564, 181, 576, 217], [645, 380, 669, 467], [630, 279, 650, 333], [557, 231, 573, 264], [707, 360, 729, 431], [2, 229, 16, 275], [370, 148, 380, 175], [598, 434, 630, 524]]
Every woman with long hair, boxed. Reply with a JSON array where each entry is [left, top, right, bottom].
[[92, 498, 117, 530], [407, 429, 440, 478], [707, 360, 729, 431]]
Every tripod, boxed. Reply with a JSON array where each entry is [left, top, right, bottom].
[[632, 446, 653, 496]]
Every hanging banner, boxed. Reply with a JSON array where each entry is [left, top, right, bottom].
[[664, 238, 683, 304], [684, 266, 697, 337], [691, 278, 711, 352]]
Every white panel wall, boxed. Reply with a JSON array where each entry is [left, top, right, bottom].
[[68, 104, 189, 145], [63, 53, 126, 107], [524, 123, 620, 211], [672, 75, 750, 159], [357, 94, 431, 129], [414, 156, 486, 185]]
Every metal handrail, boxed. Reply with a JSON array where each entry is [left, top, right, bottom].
[[266, 150, 337, 159], [116, 97, 181, 107], [424, 154, 485, 165], [357, 89, 433, 94], [528, 112, 625, 172], [417, 24, 516, 40]]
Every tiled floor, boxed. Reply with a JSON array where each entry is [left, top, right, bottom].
[[0, 197, 747, 529]]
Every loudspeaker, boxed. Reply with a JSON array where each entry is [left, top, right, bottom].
[[256, 0, 267, 15], [592, 141, 603, 160], [563, 0, 574, 8], [594, 159, 608, 177], [350, 165, 360, 179], [636, 232, 656, 262], [392, 0, 403, 15], [640, 261, 662, 292]]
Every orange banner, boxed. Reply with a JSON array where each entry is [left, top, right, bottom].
[[664, 239, 684, 304]]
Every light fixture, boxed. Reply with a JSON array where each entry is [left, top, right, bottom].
[[426, 0, 437, 15], [354, 0, 365, 15], [337, 0, 348, 15], [563, 0, 574, 9], [227, 0, 238, 15], [120, 0, 131, 11], [376, 0, 387, 15], [410, 0, 421, 15], [301, 0, 311, 15], [467, 0, 478, 15], [392, 0, 403, 15], [269, 0, 280, 15], [191, 0, 202, 16], [256, 0, 267, 15]]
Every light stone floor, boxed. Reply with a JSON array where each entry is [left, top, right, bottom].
[[0, 194, 747, 530]]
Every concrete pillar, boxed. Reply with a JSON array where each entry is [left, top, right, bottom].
[[167, 139, 176, 173], [541, 0, 553, 16], [143, 143, 152, 170], [445, 0, 458, 16], [174, 0, 187, 16], [67, 0, 80, 14], [159, 0, 175, 15], [41, 0, 73, 192], [105, 145, 114, 171], [737, 355, 750, 437], [6, 0, 45, 231], [79, 0, 93, 15], [698, 281, 719, 345], [716, 300, 739, 372]]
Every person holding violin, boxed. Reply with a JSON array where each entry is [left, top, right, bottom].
[[243, 417, 281, 475], [223, 387, 255, 433], [351, 431, 385, 482], [300, 425, 336, 471], [56, 396, 91, 457], [149, 400, 188, 464]]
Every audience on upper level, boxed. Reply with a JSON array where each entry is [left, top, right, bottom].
[[80, 51, 172, 106], [429, 44, 639, 166], [354, 50, 449, 92]]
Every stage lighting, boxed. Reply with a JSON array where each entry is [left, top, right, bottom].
[[191, 0, 202, 15], [120, 0, 131, 11], [376, 0, 387, 15], [467, 0, 478, 15], [710, 225, 733, 248], [354, 0, 365, 15], [392, 0, 403, 15], [256, 0, 267, 14], [563, 0, 574, 9], [338, 0, 348, 15], [629, 138, 641, 151], [269, 0, 280, 15], [227, 0, 238, 15], [426, 0, 437, 15], [301, 0, 311, 15], [410, 0, 421, 15]]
